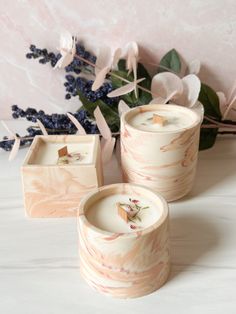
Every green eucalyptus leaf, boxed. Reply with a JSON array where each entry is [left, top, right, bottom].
[[199, 122, 218, 150], [112, 60, 152, 105], [78, 91, 120, 132], [158, 49, 181, 73], [111, 69, 133, 86], [117, 59, 127, 71], [198, 83, 221, 118], [136, 62, 152, 104], [137, 89, 152, 105]]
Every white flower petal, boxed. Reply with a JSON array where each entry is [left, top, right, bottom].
[[118, 100, 130, 116], [217, 91, 227, 116], [101, 137, 116, 164], [149, 97, 166, 104], [177, 74, 201, 107], [92, 66, 110, 91], [107, 78, 145, 98], [94, 106, 111, 140], [54, 53, 74, 68], [37, 119, 48, 136], [113, 48, 122, 68], [108, 82, 135, 98], [227, 80, 236, 103], [126, 42, 139, 58], [151, 72, 183, 100], [60, 31, 73, 51], [187, 59, 201, 75], [55, 32, 76, 69], [67, 113, 86, 135], [191, 101, 204, 122], [9, 136, 20, 161], [126, 42, 139, 78], [222, 95, 236, 120]]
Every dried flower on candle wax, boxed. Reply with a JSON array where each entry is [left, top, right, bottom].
[[130, 199, 139, 204], [57, 153, 81, 165], [57, 148, 82, 165], [117, 198, 149, 228], [130, 224, 138, 230]]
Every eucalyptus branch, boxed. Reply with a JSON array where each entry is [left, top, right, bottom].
[[204, 116, 236, 129], [74, 53, 159, 98], [218, 131, 236, 135]]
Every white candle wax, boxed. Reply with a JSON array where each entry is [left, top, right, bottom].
[[86, 193, 161, 233], [32, 142, 93, 165], [129, 109, 195, 132]]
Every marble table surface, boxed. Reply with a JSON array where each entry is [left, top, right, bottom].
[[0, 122, 236, 313]]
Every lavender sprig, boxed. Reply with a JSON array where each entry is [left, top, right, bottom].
[[0, 106, 99, 152]]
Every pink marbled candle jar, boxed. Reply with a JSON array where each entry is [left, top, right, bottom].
[[78, 183, 170, 298], [120, 104, 201, 201]]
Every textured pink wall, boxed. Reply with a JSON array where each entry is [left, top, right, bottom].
[[1, 0, 236, 118]]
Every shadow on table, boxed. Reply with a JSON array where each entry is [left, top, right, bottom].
[[190, 138, 236, 197], [168, 212, 221, 281], [103, 151, 123, 185]]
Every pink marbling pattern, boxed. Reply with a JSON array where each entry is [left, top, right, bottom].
[[21, 135, 103, 217], [1, 1, 236, 119], [78, 183, 170, 298], [121, 105, 201, 201]]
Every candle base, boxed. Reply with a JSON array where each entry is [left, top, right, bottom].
[[80, 255, 170, 298]]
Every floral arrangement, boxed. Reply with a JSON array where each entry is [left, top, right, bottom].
[[1, 32, 236, 159]]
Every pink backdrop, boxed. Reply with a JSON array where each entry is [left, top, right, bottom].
[[1, 0, 236, 118]]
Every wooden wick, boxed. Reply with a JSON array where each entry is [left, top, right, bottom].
[[58, 146, 68, 158], [117, 203, 128, 223], [152, 114, 166, 126]]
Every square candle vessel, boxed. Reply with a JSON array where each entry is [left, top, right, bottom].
[[78, 183, 170, 298], [21, 135, 103, 218]]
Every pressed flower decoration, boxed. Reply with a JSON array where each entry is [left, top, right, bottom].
[[117, 198, 149, 230], [1, 32, 236, 159]]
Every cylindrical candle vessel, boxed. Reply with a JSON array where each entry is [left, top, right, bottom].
[[78, 183, 170, 298], [120, 104, 201, 201]]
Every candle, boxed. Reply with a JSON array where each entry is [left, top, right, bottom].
[[129, 108, 195, 132], [78, 183, 170, 298], [21, 135, 103, 217], [121, 104, 202, 201], [31, 142, 93, 165], [86, 193, 161, 233]]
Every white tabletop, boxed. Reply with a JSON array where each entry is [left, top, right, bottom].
[[0, 121, 236, 313]]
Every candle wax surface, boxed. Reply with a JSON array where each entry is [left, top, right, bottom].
[[33, 142, 93, 165], [129, 109, 195, 132], [86, 193, 162, 233]]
